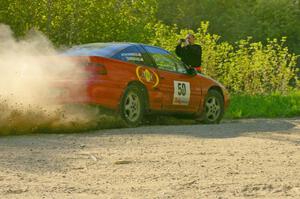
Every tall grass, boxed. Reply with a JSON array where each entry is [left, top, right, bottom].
[[225, 91, 300, 119]]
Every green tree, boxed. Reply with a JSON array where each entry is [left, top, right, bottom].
[[0, 0, 158, 45], [156, 0, 300, 54]]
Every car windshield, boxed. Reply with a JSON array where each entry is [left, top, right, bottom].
[[63, 43, 130, 58]]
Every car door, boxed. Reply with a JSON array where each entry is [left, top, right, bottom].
[[112, 45, 163, 111], [143, 45, 202, 113]]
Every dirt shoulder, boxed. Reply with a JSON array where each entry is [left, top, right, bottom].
[[0, 118, 299, 198]]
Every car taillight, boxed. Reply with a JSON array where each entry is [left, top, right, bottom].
[[85, 62, 107, 75]]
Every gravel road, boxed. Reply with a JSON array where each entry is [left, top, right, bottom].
[[0, 118, 299, 199]]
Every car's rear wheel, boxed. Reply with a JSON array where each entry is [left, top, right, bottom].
[[203, 89, 224, 124], [120, 85, 145, 127]]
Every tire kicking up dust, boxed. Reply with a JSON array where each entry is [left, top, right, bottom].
[[0, 24, 116, 135]]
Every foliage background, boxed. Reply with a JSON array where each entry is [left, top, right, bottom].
[[0, 0, 299, 95]]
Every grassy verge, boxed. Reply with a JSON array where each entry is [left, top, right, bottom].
[[224, 91, 300, 119]]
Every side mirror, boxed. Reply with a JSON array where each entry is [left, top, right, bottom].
[[187, 67, 197, 76]]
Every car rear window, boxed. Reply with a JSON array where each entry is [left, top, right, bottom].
[[112, 46, 145, 65]]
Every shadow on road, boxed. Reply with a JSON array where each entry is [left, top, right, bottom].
[[94, 118, 300, 139], [0, 118, 299, 174]]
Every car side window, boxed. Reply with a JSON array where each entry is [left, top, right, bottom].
[[169, 54, 188, 73], [144, 46, 187, 74], [113, 46, 145, 65]]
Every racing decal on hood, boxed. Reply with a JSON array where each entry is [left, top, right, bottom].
[[136, 66, 159, 88]]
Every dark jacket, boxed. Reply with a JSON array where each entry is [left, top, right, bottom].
[[175, 44, 202, 67]]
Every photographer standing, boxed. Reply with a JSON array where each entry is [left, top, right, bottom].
[[175, 33, 202, 72]]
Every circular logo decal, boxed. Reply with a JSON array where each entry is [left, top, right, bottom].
[[144, 69, 152, 82], [136, 66, 159, 88]]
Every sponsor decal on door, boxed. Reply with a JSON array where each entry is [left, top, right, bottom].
[[136, 66, 159, 88]]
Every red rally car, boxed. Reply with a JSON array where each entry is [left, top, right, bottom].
[[62, 43, 230, 126]]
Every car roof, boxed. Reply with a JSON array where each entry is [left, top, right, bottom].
[[63, 42, 169, 57], [64, 42, 140, 58], [78, 42, 165, 50], [77, 42, 135, 49]]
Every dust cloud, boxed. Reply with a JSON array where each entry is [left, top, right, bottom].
[[0, 24, 118, 135]]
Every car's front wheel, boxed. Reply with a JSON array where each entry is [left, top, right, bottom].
[[120, 85, 145, 127], [203, 89, 224, 124]]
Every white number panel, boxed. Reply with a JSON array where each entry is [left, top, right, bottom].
[[173, 81, 191, 105]]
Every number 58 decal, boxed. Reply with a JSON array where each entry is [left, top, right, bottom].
[[173, 81, 190, 105]]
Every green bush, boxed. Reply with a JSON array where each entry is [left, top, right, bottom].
[[150, 22, 299, 95]]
